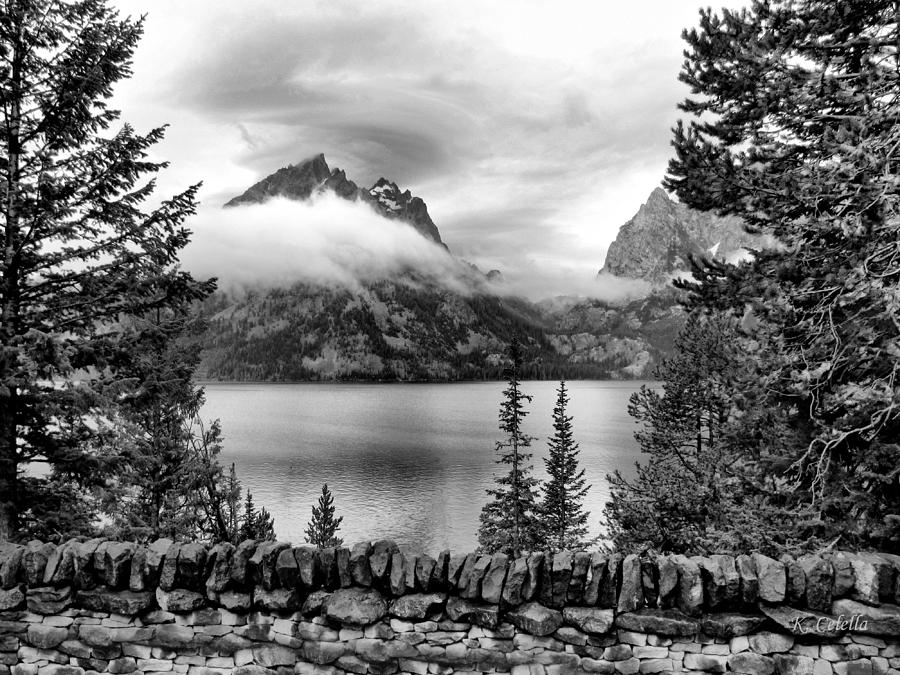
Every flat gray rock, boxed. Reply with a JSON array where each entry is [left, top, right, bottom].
[[562, 606, 615, 634], [76, 588, 154, 615], [389, 592, 446, 619], [26, 585, 71, 614], [324, 587, 387, 625], [156, 587, 206, 613], [507, 601, 563, 636], [699, 612, 766, 639], [758, 604, 845, 639], [255, 586, 302, 611], [830, 598, 900, 636], [445, 595, 499, 628], [615, 608, 698, 636], [0, 585, 24, 611]]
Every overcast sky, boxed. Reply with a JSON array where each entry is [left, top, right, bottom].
[[109, 0, 741, 296]]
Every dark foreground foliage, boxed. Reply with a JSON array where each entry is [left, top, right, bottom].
[[0, 0, 275, 543], [608, 0, 900, 554]]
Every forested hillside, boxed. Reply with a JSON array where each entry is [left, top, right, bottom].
[[197, 279, 679, 381]]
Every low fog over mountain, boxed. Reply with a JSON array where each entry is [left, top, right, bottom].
[[186, 155, 757, 381]]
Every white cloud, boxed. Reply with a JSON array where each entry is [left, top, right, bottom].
[[486, 267, 654, 304], [181, 194, 657, 304], [110, 0, 747, 292], [181, 195, 475, 295]]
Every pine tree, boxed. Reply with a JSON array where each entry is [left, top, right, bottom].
[[240, 490, 276, 541], [538, 381, 591, 551], [182, 417, 246, 543], [101, 295, 217, 540], [255, 504, 276, 541], [665, 0, 900, 550], [604, 313, 781, 554], [305, 483, 344, 548], [478, 338, 540, 556], [240, 491, 257, 541], [223, 463, 242, 543], [0, 1, 211, 540]]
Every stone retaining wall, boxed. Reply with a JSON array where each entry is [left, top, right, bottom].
[[1, 540, 899, 675]]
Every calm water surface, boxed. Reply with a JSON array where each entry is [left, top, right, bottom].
[[201, 380, 648, 554]]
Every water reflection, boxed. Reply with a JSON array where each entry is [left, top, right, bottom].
[[202, 381, 646, 553]]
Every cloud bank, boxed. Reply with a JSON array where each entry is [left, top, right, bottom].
[[181, 195, 473, 295], [181, 196, 653, 304]]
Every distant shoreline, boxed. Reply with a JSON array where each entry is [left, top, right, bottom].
[[195, 378, 655, 386]]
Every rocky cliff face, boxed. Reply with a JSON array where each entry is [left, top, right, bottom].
[[224, 153, 335, 204], [601, 187, 755, 282], [225, 154, 445, 246], [541, 288, 687, 378], [368, 177, 444, 246]]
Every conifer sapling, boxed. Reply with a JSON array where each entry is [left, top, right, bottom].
[[477, 338, 540, 556], [305, 483, 344, 548], [539, 380, 591, 551], [240, 490, 275, 541]]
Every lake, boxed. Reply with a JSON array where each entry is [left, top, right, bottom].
[[201, 380, 648, 554]]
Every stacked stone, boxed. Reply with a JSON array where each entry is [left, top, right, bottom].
[[0, 540, 898, 675]]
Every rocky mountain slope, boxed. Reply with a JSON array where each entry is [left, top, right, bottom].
[[225, 154, 444, 246], [533, 186, 760, 376], [601, 187, 755, 282], [541, 287, 687, 376], [197, 171, 727, 381], [541, 187, 757, 376]]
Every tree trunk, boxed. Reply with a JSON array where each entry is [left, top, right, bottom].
[[511, 378, 520, 557], [0, 399, 17, 540], [151, 489, 161, 538], [0, 30, 23, 541]]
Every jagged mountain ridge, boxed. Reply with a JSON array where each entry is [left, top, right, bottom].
[[224, 153, 445, 246], [197, 179, 719, 381], [601, 187, 756, 282]]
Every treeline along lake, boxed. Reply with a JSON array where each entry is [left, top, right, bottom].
[[201, 380, 647, 553]]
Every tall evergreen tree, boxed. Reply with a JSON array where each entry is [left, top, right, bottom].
[[0, 0, 210, 540], [665, 0, 900, 550], [538, 381, 591, 551], [478, 338, 540, 556], [100, 289, 216, 540], [304, 483, 344, 548]]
